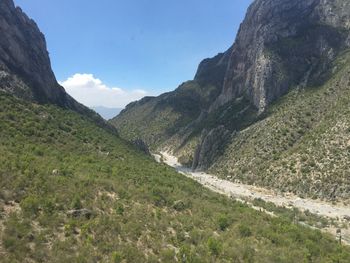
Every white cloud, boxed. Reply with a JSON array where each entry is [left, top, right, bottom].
[[59, 73, 147, 108]]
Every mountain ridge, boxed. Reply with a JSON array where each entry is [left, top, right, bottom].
[[111, 0, 350, 201]]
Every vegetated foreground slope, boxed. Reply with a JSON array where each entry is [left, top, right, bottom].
[[1, 93, 350, 262]]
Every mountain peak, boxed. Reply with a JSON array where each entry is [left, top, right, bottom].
[[212, 0, 350, 112], [112, 0, 350, 183]]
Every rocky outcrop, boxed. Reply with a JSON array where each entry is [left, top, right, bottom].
[[0, 0, 111, 129], [192, 126, 231, 171], [212, 0, 350, 113]]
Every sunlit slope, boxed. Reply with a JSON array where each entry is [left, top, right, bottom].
[[0, 93, 349, 262], [212, 51, 350, 201]]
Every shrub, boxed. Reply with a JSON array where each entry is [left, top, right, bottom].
[[239, 225, 252, 237], [111, 252, 122, 263], [218, 214, 230, 231], [207, 237, 222, 256], [71, 195, 82, 209], [20, 195, 40, 216]]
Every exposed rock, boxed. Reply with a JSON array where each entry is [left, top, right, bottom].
[[192, 126, 232, 171], [112, 0, 350, 152], [111, 0, 350, 202], [0, 0, 66, 104], [212, 0, 350, 112], [0, 0, 114, 131], [52, 169, 59, 176]]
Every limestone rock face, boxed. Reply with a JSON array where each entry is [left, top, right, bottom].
[[0, 0, 65, 103], [212, 0, 350, 112]]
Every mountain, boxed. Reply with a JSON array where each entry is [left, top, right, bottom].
[[2, 0, 349, 261], [91, 106, 122, 120], [0, 0, 109, 128], [111, 0, 350, 201]]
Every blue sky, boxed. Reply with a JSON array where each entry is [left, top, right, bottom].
[[14, 0, 252, 108]]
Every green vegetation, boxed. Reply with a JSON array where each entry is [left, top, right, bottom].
[[111, 80, 220, 149], [0, 92, 350, 261], [113, 48, 350, 202], [211, 50, 350, 201], [251, 198, 338, 229]]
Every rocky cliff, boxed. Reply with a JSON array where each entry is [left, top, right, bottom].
[[113, 0, 350, 149], [213, 0, 350, 113], [111, 0, 350, 200], [0, 0, 108, 127]]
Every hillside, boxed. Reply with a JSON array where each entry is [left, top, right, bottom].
[[1, 0, 350, 261], [210, 50, 350, 200], [112, 47, 231, 149], [111, 0, 350, 201], [1, 92, 350, 262]]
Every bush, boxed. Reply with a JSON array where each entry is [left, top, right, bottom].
[[111, 252, 122, 263], [71, 195, 82, 209], [239, 225, 252, 237], [20, 195, 40, 216], [207, 237, 222, 256], [173, 200, 189, 211], [218, 214, 230, 231]]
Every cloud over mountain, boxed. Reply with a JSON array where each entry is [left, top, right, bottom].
[[59, 73, 147, 108]]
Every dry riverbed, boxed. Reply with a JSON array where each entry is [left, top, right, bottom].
[[155, 151, 350, 245]]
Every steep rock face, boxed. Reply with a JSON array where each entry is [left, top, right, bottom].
[[112, 0, 350, 175], [0, 0, 64, 103], [211, 51, 350, 201], [110, 0, 350, 201], [113, 0, 350, 142], [213, 0, 350, 112], [0, 0, 108, 128]]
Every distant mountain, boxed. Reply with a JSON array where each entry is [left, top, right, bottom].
[[111, 0, 350, 201], [91, 106, 122, 120]]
